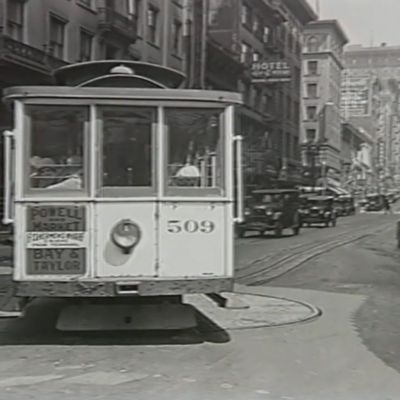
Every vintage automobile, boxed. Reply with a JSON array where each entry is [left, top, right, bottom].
[[337, 195, 356, 216], [365, 193, 385, 211], [300, 195, 337, 227], [333, 197, 344, 217], [237, 189, 301, 238]]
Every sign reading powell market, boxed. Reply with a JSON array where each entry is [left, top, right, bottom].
[[251, 60, 291, 83]]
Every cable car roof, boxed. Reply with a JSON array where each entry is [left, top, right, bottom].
[[3, 60, 243, 105], [2, 86, 242, 104], [53, 60, 186, 88]]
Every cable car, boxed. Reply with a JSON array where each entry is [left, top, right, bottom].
[[2, 60, 243, 330]]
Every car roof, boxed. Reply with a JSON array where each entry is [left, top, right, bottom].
[[252, 189, 298, 194], [307, 195, 334, 201]]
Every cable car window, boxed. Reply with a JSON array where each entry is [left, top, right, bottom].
[[27, 105, 88, 192], [100, 107, 154, 188], [165, 108, 224, 194]]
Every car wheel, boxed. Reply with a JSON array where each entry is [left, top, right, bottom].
[[274, 224, 283, 238], [292, 213, 300, 236]]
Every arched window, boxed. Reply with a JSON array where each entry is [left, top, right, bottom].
[[307, 36, 319, 52]]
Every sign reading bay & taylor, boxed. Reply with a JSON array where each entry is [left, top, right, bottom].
[[26, 205, 87, 275], [251, 60, 291, 83]]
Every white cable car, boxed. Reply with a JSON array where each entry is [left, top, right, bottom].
[[2, 61, 243, 330]]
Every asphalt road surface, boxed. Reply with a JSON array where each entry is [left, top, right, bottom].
[[265, 212, 400, 375]]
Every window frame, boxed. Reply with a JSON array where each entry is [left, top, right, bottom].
[[171, 18, 182, 56], [96, 105, 158, 198], [162, 105, 227, 197], [147, 4, 159, 45], [49, 13, 67, 59], [79, 28, 94, 62], [23, 104, 91, 198], [7, 0, 25, 41]]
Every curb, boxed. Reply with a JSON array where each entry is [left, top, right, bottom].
[[234, 284, 322, 327]]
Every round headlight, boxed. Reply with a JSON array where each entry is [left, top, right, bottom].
[[111, 219, 141, 253]]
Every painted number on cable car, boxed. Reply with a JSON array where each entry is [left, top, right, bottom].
[[167, 220, 215, 233]]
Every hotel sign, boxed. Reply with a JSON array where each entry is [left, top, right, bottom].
[[251, 60, 291, 83]]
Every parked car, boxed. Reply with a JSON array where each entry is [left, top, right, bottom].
[[237, 189, 301, 238], [338, 195, 356, 216], [333, 197, 344, 217], [300, 195, 337, 227], [365, 193, 385, 211]]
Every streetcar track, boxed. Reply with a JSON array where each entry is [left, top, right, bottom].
[[237, 220, 392, 286], [235, 218, 389, 279]]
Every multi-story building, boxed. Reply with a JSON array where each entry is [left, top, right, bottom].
[[342, 44, 400, 190], [300, 19, 348, 189], [197, 0, 316, 192], [340, 121, 374, 196]]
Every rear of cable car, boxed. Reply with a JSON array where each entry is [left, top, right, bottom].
[[2, 61, 243, 329]]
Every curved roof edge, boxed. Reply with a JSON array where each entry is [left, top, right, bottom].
[[3, 86, 243, 105], [53, 60, 186, 88]]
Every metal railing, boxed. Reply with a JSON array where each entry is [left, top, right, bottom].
[[0, 33, 68, 72]]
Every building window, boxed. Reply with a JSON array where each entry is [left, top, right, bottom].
[[253, 51, 261, 62], [49, 15, 66, 59], [240, 42, 250, 64], [306, 129, 316, 142], [307, 60, 318, 75], [307, 36, 319, 52], [241, 4, 251, 27], [127, 0, 140, 17], [79, 29, 93, 61], [172, 19, 182, 55], [263, 26, 271, 44], [77, 0, 96, 9], [307, 83, 318, 98], [147, 5, 159, 45], [306, 106, 317, 120], [7, 0, 24, 41], [252, 15, 261, 36]]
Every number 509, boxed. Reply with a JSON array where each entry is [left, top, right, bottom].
[[167, 220, 215, 233]]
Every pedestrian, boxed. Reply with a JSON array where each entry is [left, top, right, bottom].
[[383, 196, 392, 215]]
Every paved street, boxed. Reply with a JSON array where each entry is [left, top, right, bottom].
[[0, 211, 399, 399]]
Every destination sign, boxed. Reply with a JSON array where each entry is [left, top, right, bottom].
[[26, 231, 87, 248], [27, 206, 85, 232], [27, 248, 86, 275]]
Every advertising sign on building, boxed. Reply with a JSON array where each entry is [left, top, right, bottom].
[[340, 73, 371, 116], [251, 60, 291, 83]]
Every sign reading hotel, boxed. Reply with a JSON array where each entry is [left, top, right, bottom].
[[251, 60, 292, 83]]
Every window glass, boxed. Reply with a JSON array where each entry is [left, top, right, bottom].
[[101, 107, 154, 187], [165, 108, 224, 192], [28, 106, 88, 191]]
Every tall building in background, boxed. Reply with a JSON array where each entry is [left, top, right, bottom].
[[300, 19, 348, 190], [342, 44, 400, 191], [188, 0, 316, 192]]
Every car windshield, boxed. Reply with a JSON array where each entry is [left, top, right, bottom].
[[309, 200, 329, 207], [258, 194, 282, 203]]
